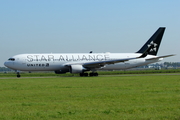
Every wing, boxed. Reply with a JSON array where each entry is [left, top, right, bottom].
[[82, 57, 137, 68], [64, 56, 141, 69], [64, 46, 153, 68], [82, 54, 175, 68]]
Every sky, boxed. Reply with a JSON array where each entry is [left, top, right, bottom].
[[0, 0, 180, 67]]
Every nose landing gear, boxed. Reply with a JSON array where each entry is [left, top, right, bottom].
[[16, 71, 21, 78]]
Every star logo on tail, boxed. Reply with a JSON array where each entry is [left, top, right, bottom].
[[147, 41, 158, 52]]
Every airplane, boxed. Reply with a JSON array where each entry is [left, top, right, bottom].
[[4, 27, 175, 77]]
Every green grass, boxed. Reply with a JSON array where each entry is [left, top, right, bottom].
[[1, 69, 180, 77], [0, 75, 180, 119]]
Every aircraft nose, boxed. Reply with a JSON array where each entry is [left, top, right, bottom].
[[4, 61, 11, 68], [4, 61, 8, 67]]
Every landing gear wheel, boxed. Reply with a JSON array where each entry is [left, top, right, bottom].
[[79, 73, 88, 77], [89, 72, 98, 76], [94, 72, 98, 76], [80, 73, 84, 77], [17, 74, 21, 78]]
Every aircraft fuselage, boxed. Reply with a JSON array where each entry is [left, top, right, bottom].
[[4, 53, 162, 71]]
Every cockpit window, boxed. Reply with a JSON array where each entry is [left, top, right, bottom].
[[8, 58, 15, 61]]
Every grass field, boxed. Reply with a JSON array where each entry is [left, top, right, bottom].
[[1, 69, 180, 77], [0, 75, 180, 120]]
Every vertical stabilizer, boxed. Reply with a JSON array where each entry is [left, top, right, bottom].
[[137, 27, 165, 56]]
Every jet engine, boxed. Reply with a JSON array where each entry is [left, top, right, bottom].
[[54, 67, 69, 74], [70, 65, 85, 73]]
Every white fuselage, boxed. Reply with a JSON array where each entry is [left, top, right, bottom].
[[4, 53, 162, 72]]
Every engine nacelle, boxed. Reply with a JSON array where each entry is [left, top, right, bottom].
[[54, 66, 70, 74], [70, 65, 84, 73], [54, 68, 69, 74]]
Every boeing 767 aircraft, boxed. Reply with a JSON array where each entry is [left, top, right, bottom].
[[4, 27, 174, 77]]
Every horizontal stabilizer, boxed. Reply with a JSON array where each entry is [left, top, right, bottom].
[[145, 54, 175, 61]]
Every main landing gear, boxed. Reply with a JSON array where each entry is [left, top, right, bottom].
[[79, 72, 98, 77]]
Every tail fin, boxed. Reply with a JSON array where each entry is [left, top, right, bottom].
[[136, 27, 165, 56]]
